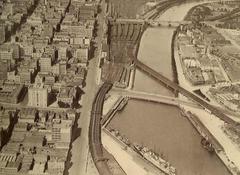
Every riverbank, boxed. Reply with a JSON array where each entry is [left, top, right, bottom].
[[171, 28, 179, 89], [102, 128, 165, 175], [107, 99, 232, 175], [170, 14, 240, 175], [182, 104, 240, 174]]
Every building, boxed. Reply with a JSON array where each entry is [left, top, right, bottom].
[[0, 24, 5, 44], [57, 87, 76, 108], [39, 56, 52, 73], [0, 49, 14, 61], [75, 48, 88, 63], [59, 61, 67, 75], [58, 47, 67, 60], [0, 84, 26, 104], [18, 108, 36, 124], [0, 110, 11, 131], [78, 5, 96, 20], [52, 119, 72, 144], [28, 84, 48, 107], [19, 69, 32, 84], [0, 60, 9, 80], [0, 49, 14, 69]]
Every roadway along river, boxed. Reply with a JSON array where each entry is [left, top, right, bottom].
[[108, 2, 232, 175]]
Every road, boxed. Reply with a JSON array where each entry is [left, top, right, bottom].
[[109, 88, 200, 107], [68, 43, 99, 175], [68, 1, 107, 175]]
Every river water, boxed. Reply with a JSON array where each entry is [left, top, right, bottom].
[[157, 1, 208, 21], [108, 2, 231, 175], [108, 100, 231, 175], [134, 27, 175, 96]]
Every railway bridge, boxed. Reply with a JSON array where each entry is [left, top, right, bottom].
[[135, 60, 240, 127]]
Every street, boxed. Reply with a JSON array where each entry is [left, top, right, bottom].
[[68, 1, 106, 175]]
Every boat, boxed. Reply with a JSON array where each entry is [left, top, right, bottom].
[[133, 144, 176, 175], [201, 138, 214, 153], [110, 129, 176, 174]]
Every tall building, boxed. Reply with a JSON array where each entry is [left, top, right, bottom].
[[0, 60, 9, 80], [0, 24, 5, 44], [19, 69, 32, 84], [59, 61, 67, 75], [58, 47, 67, 60], [28, 84, 48, 107], [11, 44, 20, 60], [0, 48, 15, 69], [39, 56, 52, 72]]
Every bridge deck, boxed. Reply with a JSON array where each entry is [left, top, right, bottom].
[[109, 89, 200, 108]]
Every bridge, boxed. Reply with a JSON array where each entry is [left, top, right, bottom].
[[109, 88, 201, 108], [135, 60, 240, 127], [147, 20, 191, 27]]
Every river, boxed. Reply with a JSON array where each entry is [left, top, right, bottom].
[[157, 1, 208, 21], [134, 27, 175, 96], [108, 2, 232, 175], [108, 100, 231, 175]]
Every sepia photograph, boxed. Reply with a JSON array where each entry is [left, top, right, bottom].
[[0, 0, 239, 174]]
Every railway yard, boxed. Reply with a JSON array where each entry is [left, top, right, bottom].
[[100, 19, 145, 87]]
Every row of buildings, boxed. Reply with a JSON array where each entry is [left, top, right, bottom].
[[0, 0, 98, 108], [208, 84, 240, 112], [0, 0, 36, 44], [0, 0, 100, 174], [0, 108, 76, 175]]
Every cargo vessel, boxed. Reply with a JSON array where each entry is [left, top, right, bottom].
[[133, 144, 176, 175]]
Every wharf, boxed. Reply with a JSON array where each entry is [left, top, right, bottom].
[[181, 108, 240, 175], [101, 96, 128, 127], [102, 128, 166, 175]]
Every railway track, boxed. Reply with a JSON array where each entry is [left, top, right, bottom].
[[135, 60, 240, 128], [89, 83, 113, 175]]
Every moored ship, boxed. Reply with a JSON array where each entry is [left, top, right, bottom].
[[201, 138, 214, 153], [133, 144, 176, 175]]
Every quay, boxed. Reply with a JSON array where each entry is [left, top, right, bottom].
[[102, 128, 166, 175], [101, 96, 128, 127]]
